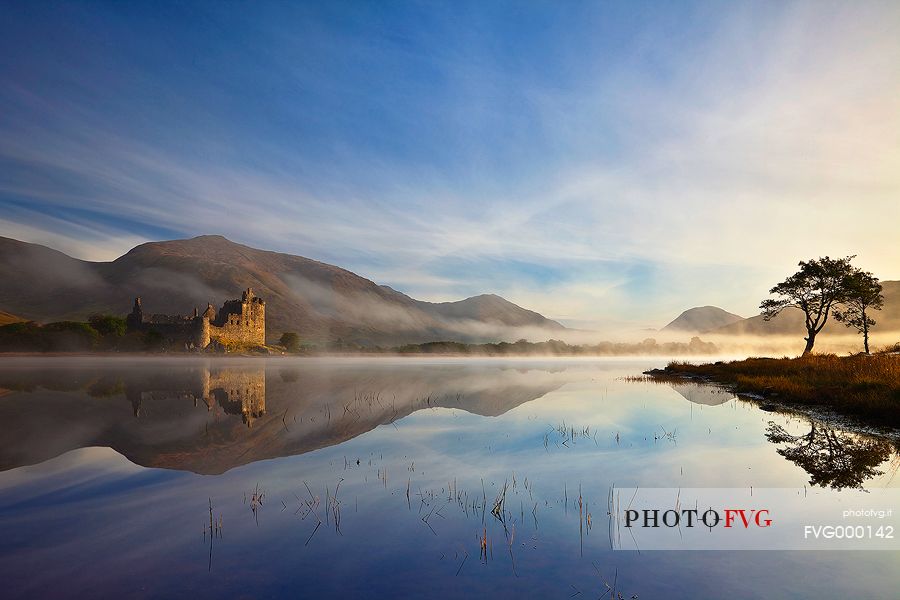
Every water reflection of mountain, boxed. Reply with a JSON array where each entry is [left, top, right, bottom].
[[0, 360, 565, 475], [667, 382, 735, 406]]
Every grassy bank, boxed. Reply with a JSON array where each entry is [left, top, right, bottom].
[[652, 353, 900, 427]]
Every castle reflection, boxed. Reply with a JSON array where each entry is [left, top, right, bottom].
[[128, 367, 266, 427], [0, 359, 567, 475]]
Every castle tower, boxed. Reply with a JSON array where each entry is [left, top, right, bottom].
[[126, 297, 144, 331], [196, 303, 215, 349], [244, 288, 265, 346], [202, 303, 216, 319]]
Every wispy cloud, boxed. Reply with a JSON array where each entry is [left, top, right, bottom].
[[1, 2, 898, 329]]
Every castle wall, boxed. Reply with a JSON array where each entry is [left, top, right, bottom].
[[209, 291, 265, 347], [199, 317, 211, 349], [143, 322, 205, 350], [126, 288, 266, 350], [209, 319, 265, 346]]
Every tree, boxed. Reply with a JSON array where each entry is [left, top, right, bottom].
[[834, 268, 883, 354], [760, 256, 854, 356], [280, 332, 301, 352], [88, 314, 127, 337]]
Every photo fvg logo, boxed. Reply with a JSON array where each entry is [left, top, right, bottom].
[[624, 508, 772, 529], [613, 489, 899, 550]]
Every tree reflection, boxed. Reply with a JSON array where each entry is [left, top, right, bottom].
[[765, 420, 893, 489]]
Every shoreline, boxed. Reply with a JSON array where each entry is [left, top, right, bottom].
[[643, 354, 900, 438], [649, 370, 900, 441], [0, 350, 730, 359]]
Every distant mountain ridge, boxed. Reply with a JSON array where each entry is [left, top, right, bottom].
[[0, 235, 565, 345], [662, 282, 900, 341], [662, 306, 744, 333], [708, 280, 900, 337]]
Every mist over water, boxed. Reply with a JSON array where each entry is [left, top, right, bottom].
[[703, 332, 900, 358], [0, 357, 897, 599]]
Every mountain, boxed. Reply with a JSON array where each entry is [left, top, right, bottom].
[[710, 280, 900, 338], [0, 235, 564, 345], [424, 293, 556, 328], [662, 306, 744, 333], [0, 311, 24, 326]]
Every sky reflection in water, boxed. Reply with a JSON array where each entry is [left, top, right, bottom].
[[0, 357, 898, 599]]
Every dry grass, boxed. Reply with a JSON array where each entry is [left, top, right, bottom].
[[661, 353, 900, 426]]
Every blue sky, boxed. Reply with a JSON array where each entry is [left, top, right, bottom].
[[1, 1, 898, 331]]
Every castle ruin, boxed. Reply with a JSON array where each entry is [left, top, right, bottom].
[[126, 288, 265, 350]]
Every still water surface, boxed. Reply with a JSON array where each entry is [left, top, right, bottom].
[[0, 357, 898, 598]]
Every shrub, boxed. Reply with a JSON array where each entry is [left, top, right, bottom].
[[280, 332, 301, 352], [0, 321, 45, 351], [41, 321, 100, 351], [88, 314, 127, 337]]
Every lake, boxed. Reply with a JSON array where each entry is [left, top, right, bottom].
[[1, 356, 898, 599]]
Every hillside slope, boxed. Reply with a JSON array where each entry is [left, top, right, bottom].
[[0, 235, 565, 345], [0, 311, 25, 326]]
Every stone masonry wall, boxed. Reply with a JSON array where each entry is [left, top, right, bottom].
[[127, 288, 266, 349], [210, 299, 265, 346]]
